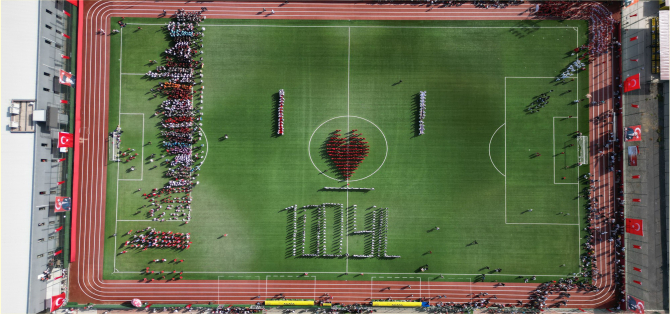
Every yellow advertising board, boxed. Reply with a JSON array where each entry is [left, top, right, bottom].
[[372, 301, 422, 307], [265, 300, 315, 306]]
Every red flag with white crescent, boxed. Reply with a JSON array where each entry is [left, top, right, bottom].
[[630, 36, 638, 41], [63, 10, 71, 17], [51, 292, 66, 312], [54, 250, 63, 256], [625, 125, 642, 142], [58, 132, 74, 148], [54, 196, 72, 213], [57, 181, 66, 185], [61, 54, 70, 60], [628, 295, 645, 314], [624, 73, 641, 92], [626, 218, 644, 236], [55, 226, 63, 232], [59, 70, 75, 87], [58, 158, 67, 162]]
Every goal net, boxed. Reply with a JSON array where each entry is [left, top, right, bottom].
[[577, 136, 589, 165]]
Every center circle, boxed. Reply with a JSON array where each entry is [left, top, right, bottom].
[[308, 116, 388, 182]]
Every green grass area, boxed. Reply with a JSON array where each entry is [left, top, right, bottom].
[[102, 18, 590, 283]]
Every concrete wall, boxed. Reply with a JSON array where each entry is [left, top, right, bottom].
[[622, 1, 669, 311], [0, 1, 39, 313]]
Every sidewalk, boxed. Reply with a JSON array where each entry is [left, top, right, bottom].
[[621, 0, 668, 311]]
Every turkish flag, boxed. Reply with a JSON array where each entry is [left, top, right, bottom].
[[59, 70, 76, 87], [54, 196, 72, 212], [628, 295, 644, 314], [625, 125, 642, 141], [63, 10, 71, 17], [626, 218, 644, 236], [630, 36, 638, 41], [60, 99, 68, 104], [62, 33, 71, 39], [51, 292, 66, 312], [54, 250, 63, 256], [633, 244, 642, 249], [55, 226, 63, 232], [58, 132, 74, 148], [624, 74, 641, 92], [58, 158, 67, 162], [57, 181, 66, 185], [631, 59, 639, 62], [633, 267, 642, 272], [61, 54, 70, 60], [632, 104, 639, 108]]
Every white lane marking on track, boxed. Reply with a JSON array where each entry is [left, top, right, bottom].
[[78, 2, 616, 304]]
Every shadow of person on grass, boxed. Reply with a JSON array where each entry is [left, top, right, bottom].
[[271, 92, 281, 138], [411, 93, 421, 138]]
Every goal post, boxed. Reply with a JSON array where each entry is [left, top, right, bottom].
[[577, 136, 588, 165]]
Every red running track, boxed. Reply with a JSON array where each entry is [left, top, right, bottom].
[[69, 1, 618, 308]]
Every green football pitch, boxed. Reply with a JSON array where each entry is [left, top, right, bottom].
[[103, 18, 590, 282]]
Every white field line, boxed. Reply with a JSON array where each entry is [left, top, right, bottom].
[[117, 219, 183, 222], [113, 27, 123, 271], [489, 123, 505, 177], [116, 271, 571, 276], [125, 23, 577, 29], [575, 27, 581, 269], [346, 26, 350, 274], [505, 222, 579, 226]]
